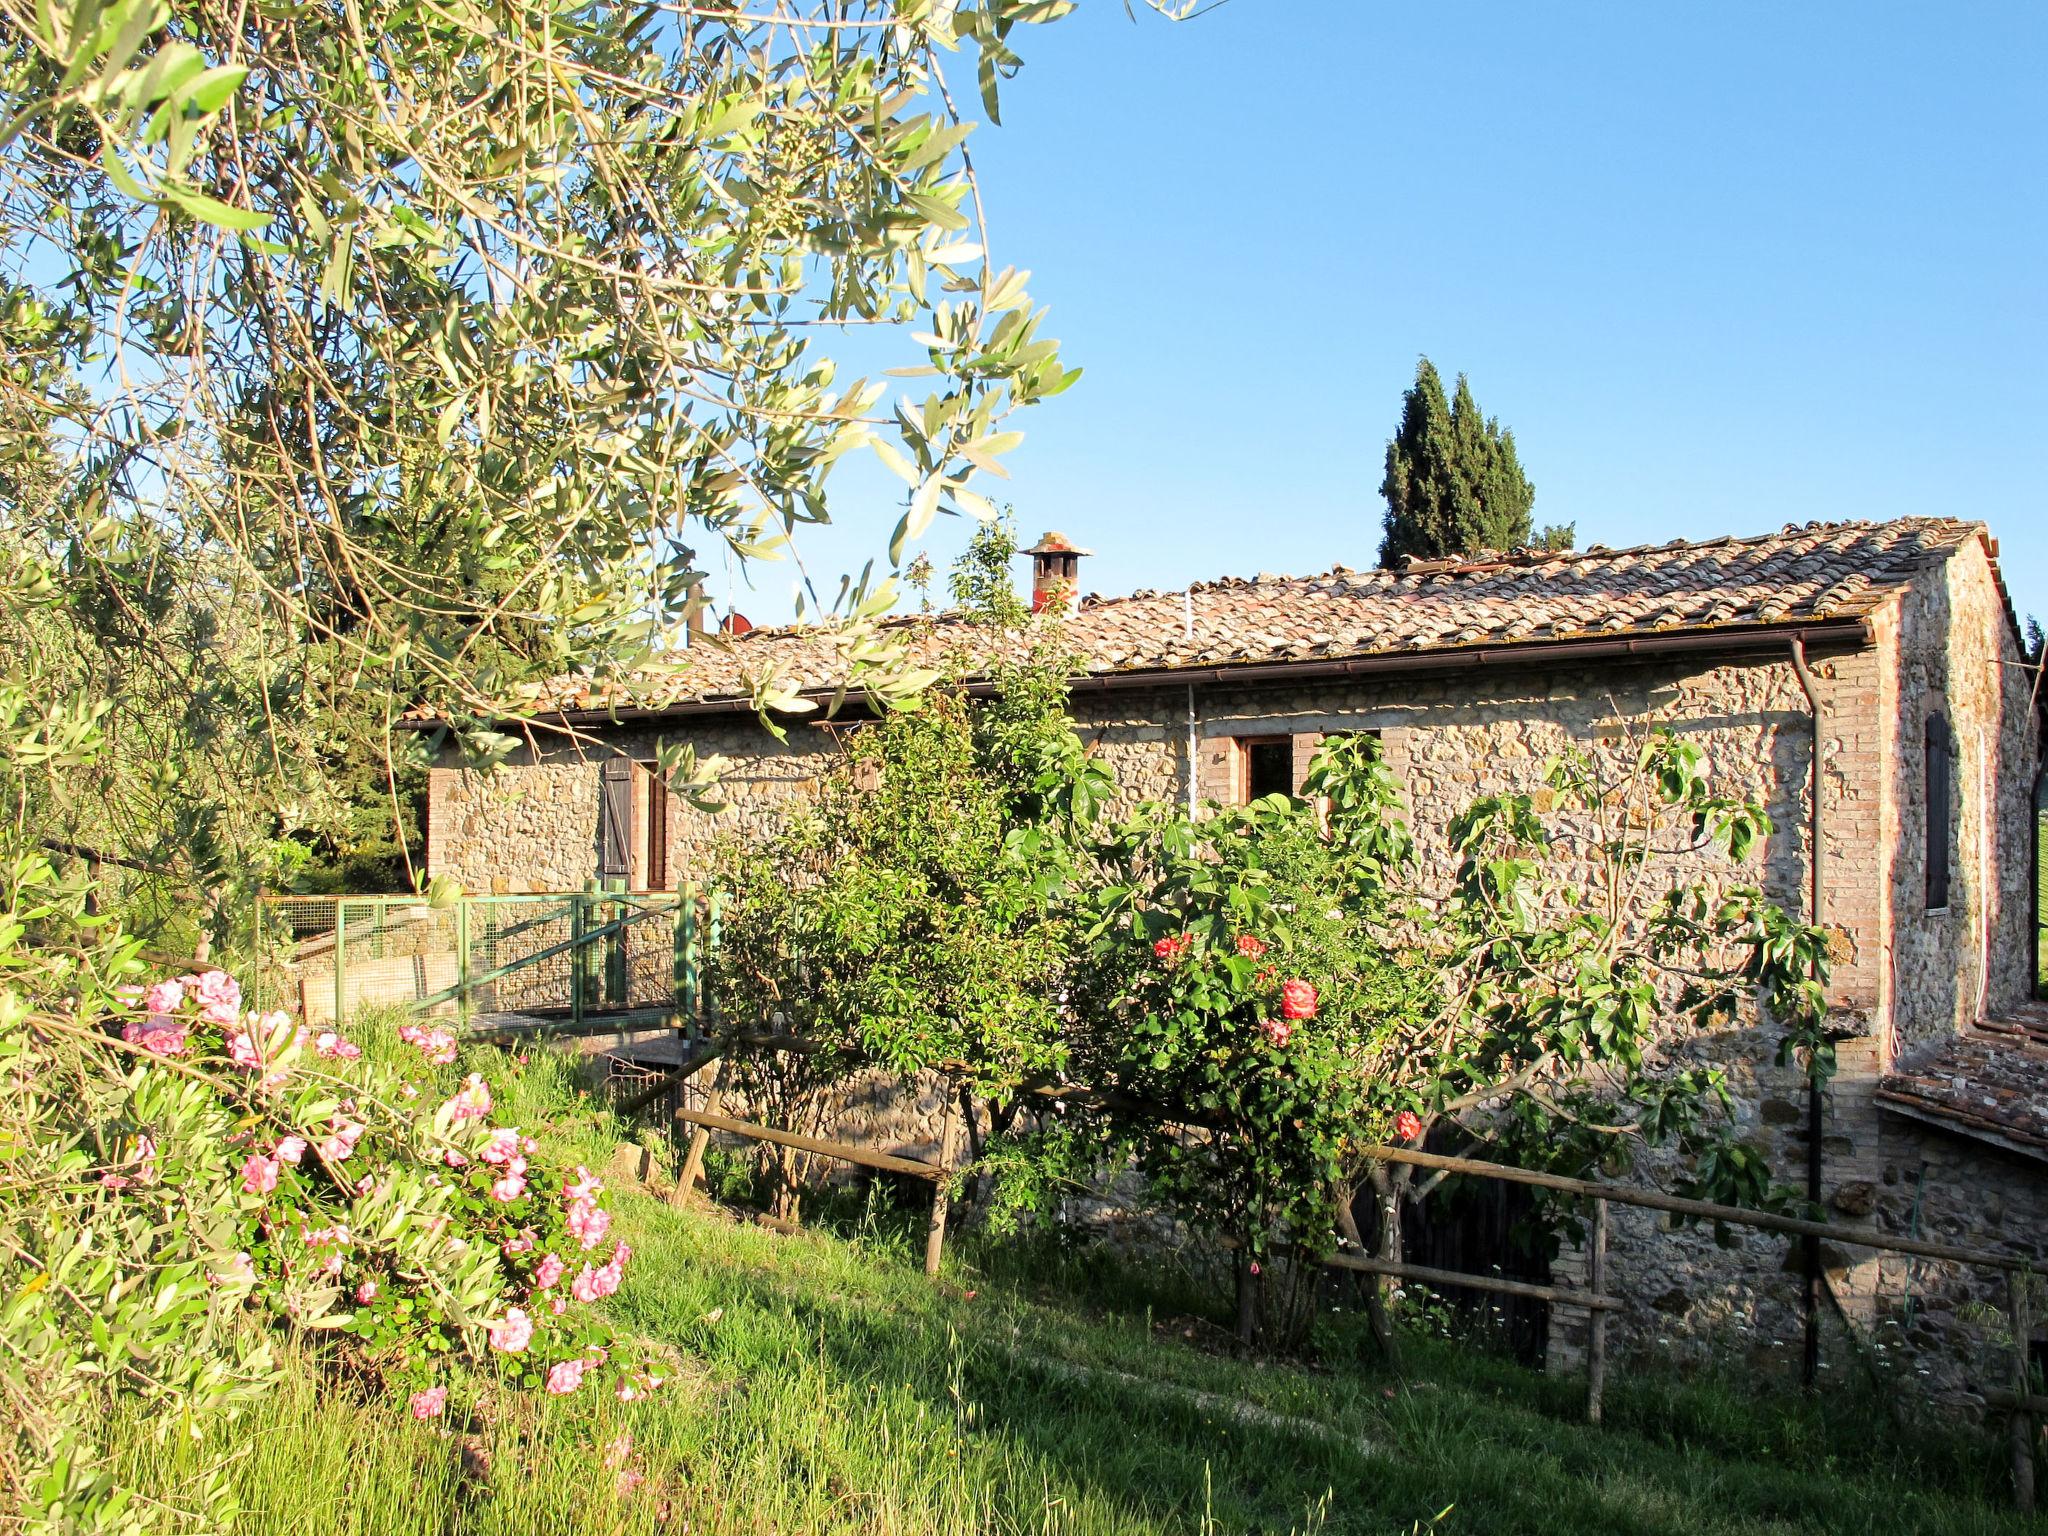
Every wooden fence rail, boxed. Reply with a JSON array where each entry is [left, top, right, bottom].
[[626, 1035, 2042, 1505], [1355, 1143, 2032, 1272]]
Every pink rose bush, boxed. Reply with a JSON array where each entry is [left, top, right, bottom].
[[103, 968, 659, 1419], [1071, 755, 1427, 1303]]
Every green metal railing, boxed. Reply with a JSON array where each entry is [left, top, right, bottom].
[[252, 885, 719, 1036]]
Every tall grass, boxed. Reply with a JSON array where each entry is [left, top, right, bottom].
[[103, 1025, 2034, 1535]]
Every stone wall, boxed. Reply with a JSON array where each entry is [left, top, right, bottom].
[[1888, 535, 2041, 1058]]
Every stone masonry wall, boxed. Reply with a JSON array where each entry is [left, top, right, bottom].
[[1889, 536, 2041, 1057]]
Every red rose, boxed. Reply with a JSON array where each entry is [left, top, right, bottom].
[[1279, 980, 1317, 1020], [1261, 1017, 1292, 1048], [1234, 935, 1268, 959], [1152, 933, 1191, 962], [1393, 1110, 1424, 1143]]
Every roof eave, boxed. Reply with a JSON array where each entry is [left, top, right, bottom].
[[434, 614, 1875, 730]]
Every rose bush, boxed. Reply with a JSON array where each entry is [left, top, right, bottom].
[[112, 972, 655, 1404], [1, 916, 661, 1529]]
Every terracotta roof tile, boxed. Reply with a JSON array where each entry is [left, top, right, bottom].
[[419, 516, 1989, 720], [1877, 1007, 2048, 1160]]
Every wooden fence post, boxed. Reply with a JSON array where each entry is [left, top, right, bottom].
[[2012, 1270, 2036, 1515], [674, 1055, 730, 1206], [1587, 1196, 1609, 1425], [925, 1086, 963, 1278]]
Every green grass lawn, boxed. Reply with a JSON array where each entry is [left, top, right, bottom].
[[109, 1037, 2036, 1536]]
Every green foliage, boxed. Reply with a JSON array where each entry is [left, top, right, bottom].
[[710, 523, 1101, 1206], [1377, 358, 1571, 566], [0, 0, 1205, 951], [1002, 724, 1833, 1337], [1063, 742, 1428, 1260], [97, 1186, 2035, 1536], [0, 597, 648, 1526]]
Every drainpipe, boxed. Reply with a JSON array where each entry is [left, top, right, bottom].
[[1184, 590, 1199, 818], [1788, 637, 1826, 1392]]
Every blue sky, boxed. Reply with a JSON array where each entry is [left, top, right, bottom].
[[725, 2, 2046, 630]]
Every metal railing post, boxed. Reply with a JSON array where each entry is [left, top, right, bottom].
[[332, 899, 347, 1028], [1587, 1196, 1609, 1424], [456, 898, 471, 1022], [569, 888, 586, 1031], [674, 886, 694, 1028]]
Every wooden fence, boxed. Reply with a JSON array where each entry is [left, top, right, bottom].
[[628, 1033, 2046, 1511]]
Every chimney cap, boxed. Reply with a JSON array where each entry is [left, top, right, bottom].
[[1024, 531, 1092, 557]]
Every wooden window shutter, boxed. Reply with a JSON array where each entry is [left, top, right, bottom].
[[598, 757, 634, 883], [647, 767, 671, 891], [1925, 713, 1952, 911]]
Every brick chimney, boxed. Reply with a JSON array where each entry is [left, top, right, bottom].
[[1024, 531, 1091, 617]]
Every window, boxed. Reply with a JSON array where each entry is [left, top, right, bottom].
[[1240, 737, 1294, 802], [1925, 712, 1952, 912]]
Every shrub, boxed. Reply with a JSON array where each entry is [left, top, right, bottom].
[[0, 937, 654, 1529]]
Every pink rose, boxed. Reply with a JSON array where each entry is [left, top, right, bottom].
[[1261, 1017, 1292, 1048], [275, 1135, 308, 1165], [566, 1199, 611, 1251], [121, 1019, 189, 1057], [356, 1280, 379, 1303], [192, 970, 241, 1011], [565, 1167, 603, 1203], [544, 1358, 584, 1395], [490, 1171, 528, 1203], [240, 1153, 280, 1195], [446, 1074, 492, 1122], [409, 1386, 447, 1420], [479, 1128, 523, 1166], [503, 1229, 537, 1256], [534, 1253, 565, 1289], [488, 1308, 533, 1353], [315, 1029, 362, 1060], [1279, 980, 1317, 1020], [143, 980, 185, 1015], [1393, 1110, 1424, 1143]]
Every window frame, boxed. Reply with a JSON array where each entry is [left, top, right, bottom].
[[1236, 734, 1295, 804], [1924, 710, 1953, 914]]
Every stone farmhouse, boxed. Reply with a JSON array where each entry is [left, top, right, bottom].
[[422, 515, 2046, 1385]]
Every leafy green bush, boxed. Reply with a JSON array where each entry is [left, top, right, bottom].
[[1, 928, 652, 1528]]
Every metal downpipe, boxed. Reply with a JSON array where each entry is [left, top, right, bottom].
[[1788, 636, 1826, 1392]]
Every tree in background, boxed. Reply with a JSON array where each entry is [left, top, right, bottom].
[[1376, 359, 1574, 566]]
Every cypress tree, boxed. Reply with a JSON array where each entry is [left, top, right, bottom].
[[1378, 360, 1569, 566]]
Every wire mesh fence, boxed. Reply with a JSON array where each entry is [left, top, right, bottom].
[[251, 887, 712, 1032]]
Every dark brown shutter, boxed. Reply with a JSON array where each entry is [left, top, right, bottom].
[[1925, 713, 1952, 910], [647, 768, 671, 891], [598, 757, 634, 882]]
